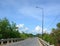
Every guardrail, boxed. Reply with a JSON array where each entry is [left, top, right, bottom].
[[39, 38, 54, 46], [0, 38, 24, 45]]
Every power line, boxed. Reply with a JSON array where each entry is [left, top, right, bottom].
[[47, 15, 60, 29]]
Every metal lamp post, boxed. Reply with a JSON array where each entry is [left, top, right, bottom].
[[36, 6, 44, 39]]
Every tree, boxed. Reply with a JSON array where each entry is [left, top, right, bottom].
[[35, 34, 42, 38], [0, 18, 20, 39], [57, 23, 60, 28], [50, 23, 60, 46], [20, 32, 28, 39], [42, 33, 51, 43], [0, 18, 10, 38]]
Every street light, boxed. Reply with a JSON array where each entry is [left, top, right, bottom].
[[36, 6, 44, 39]]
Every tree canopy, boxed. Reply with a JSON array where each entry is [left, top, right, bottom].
[[0, 18, 35, 39], [0, 18, 20, 39]]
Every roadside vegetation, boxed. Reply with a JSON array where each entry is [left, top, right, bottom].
[[41, 23, 60, 46], [0, 18, 60, 46], [0, 18, 34, 39]]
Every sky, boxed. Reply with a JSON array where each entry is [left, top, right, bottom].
[[0, 0, 60, 34]]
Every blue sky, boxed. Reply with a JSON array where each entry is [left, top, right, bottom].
[[0, 0, 60, 34]]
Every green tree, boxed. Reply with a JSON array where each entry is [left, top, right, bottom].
[[20, 32, 28, 39], [0, 18, 20, 39], [50, 23, 60, 46], [43, 33, 51, 42], [57, 23, 60, 28], [35, 34, 42, 38]]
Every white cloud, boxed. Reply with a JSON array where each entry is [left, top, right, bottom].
[[16, 24, 51, 34], [24, 27, 29, 31], [16, 24, 29, 33], [35, 26, 41, 31], [16, 24, 24, 28], [32, 25, 49, 34], [35, 25, 41, 33]]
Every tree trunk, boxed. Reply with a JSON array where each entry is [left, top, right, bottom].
[[57, 40, 60, 46]]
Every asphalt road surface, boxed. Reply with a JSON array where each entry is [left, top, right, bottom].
[[3, 37, 43, 46]]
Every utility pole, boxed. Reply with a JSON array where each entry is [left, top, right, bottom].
[[36, 6, 44, 39]]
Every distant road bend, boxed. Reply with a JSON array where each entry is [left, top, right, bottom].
[[3, 37, 43, 46]]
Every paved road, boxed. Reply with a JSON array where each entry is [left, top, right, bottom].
[[3, 37, 43, 46]]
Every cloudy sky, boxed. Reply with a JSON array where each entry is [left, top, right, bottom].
[[0, 0, 60, 34]]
